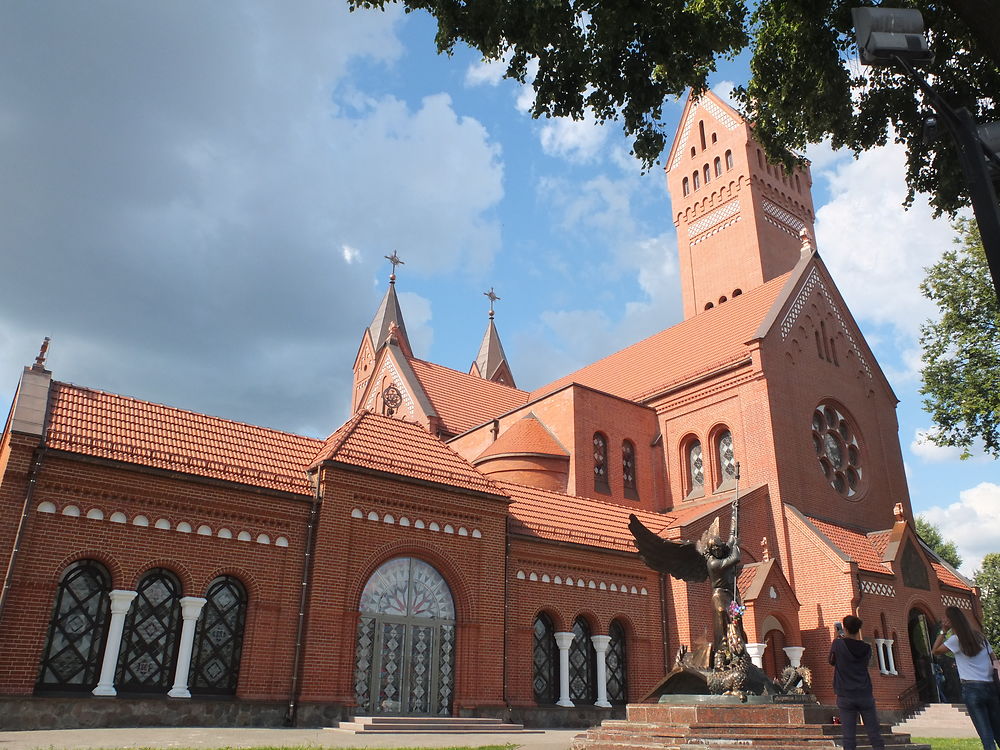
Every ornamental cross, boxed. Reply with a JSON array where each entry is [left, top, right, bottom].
[[384, 251, 404, 282], [484, 287, 500, 318]]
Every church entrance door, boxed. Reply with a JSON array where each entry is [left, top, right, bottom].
[[908, 609, 936, 703], [354, 557, 456, 716]]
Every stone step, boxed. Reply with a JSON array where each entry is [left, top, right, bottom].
[[334, 715, 534, 733], [894, 702, 977, 739]]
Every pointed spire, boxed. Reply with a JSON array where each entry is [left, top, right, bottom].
[[471, 288, 516, 387], [368, 252, 412, 355]]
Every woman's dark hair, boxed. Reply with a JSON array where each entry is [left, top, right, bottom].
[[946, 606, 983, 657]]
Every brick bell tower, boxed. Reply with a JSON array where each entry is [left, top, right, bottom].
[[666, 91, 816, 319]]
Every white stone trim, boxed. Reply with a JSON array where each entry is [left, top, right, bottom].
[[860, 579, 896, 597], [687, 199, 740, 238], [941, 594, 973, 610], [349, 505, 483, 540], [515, 568, 648, 597]]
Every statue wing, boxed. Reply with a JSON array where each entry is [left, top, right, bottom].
[[628, 514, 709, 582]]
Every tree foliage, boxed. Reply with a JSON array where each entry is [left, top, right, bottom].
[[915, 515, 963, 569], [920, 219, 1000, 458], [350, 0, 999, 214], [974, 552, 1000, 647]]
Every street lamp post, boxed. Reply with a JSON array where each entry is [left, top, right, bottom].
[[853, 7, 1000, 302]]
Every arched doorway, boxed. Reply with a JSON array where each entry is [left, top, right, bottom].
[[353, 557, 456, 716], [908, 608, 936, 703]]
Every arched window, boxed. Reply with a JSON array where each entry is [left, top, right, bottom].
[[532, 614, 557, 704], [687, 440, 704, 496], [36, 560, 111, 691], [714, 157, 722, 177], [693, 171, 700, 190], [795, 174, 802, 192], [703, 164, 711, 184], [704, 302, 714, 310], [116, 568, 182, 693], [763, 628, 787, 679], [716, 430, 737, 488], [726, 150, 734, 170], [699, 120, 707, 150], [682, 177, 690, 196], [757, 149, 763, 168], [569, 617, 596, 703], [732, 288, 742, 297], [690, 146, 696, 158], [190, 576, 247, 695], [593, 433, 610, 494], [622, 440, 637, 500], [711, 132, 718, 144], [607, 620, 628, 704]]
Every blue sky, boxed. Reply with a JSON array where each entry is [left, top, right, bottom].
[[1, 2, 996, 575]]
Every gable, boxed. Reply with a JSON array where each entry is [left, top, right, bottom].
[[666, 90, 745, 172], [357, 343, 438, 425]]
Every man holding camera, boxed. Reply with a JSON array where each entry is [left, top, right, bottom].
[[828, 615, 886, 750]]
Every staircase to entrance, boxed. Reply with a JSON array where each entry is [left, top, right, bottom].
[[893, 703, 976, 738]]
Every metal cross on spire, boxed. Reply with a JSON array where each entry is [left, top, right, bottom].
[[384, 251, 404, 284], [484, 287, 501, 319]]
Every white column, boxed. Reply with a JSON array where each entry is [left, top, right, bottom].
[[884, 639, 898, 675], [745, 642, 767, 669], [591, 635, 612, 708], [168, 596, 207, 698], [783, 646, 805, 669], [554, 632, 575, 707], [874, 638, 888, 674], [92, 589, 138, 696]]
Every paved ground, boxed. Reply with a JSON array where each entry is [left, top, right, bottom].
[[0, 727, 583, 750]]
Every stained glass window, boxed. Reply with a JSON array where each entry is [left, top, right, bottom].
[[717, 430, 737, 487], [811, 404, 863, 498], [622, 440, 637, 499], [115, 568, 182, 693], [688, 440, 704, 495], [593, 433, 609, 494], [532, 614, 557, 704], [569, 617, 596, 704], [190, 576, 247, 695], [36, 560, 111, 691], [607, 620, 628, 704]]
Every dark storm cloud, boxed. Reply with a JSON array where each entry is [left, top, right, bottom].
[[0, 1, 503, 436]]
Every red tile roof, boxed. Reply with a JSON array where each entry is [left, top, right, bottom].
[[498, 479, 675, 552], [806, 516, 893, 574], [868, 530, 891, 559], [311, 411, 504, 496], [530, 273, 791, 402], [45, 382, 321, 494], [408, 358, 529, 436], [931, 561, 972, 591], [738, 564, 760, 595], [475, 414, 569, 462]]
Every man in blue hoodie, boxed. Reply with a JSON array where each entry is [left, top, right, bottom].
[[828, 615, 886, 750]]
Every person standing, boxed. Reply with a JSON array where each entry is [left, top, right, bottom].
[[932, 606, 1000, 750], [828, 615, 886, 750]]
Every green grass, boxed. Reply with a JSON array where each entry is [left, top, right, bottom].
[[80, 746, 519, 750], [912, 738, 982, 750]]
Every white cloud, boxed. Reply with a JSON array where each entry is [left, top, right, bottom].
[[538, 112, 610, 163], [465, 57, 508, 87], [911, 428, 965, 462], [711, 80, 738, 107], [342, 245, 361, 264], [814, 141, 958, 339], [922, 482, 1000, 577]]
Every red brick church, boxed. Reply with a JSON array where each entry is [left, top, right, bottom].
[[0, 92, 980, 728]]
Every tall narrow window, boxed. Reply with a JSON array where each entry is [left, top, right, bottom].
[[726, 150, 734, 170], [714, 157, 722, 177], [115, 568, 182, 693], [682, 177, 690, 196], [693, 171, 700, 190], [593, 432, 610, 494], [190, 576, 247, 695], [703, 164, 711, 184], [36, 560, 111, 691], [607, 620, 628, 704], [687, 440, 704, 496], [699, 120, 707, 151], [569, 617, 596, 703], [716, 430, 737, 488], [532, 614, 557, 704], [622, 440, 637, 500]]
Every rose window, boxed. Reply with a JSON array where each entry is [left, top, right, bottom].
[[812, 405, 862, 497]]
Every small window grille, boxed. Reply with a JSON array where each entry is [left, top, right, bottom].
[[569, 618, 596, 703], [622, 440, 637, 499], [607, 620, 628, 704], [717, 430, 737, 487], [532, 614, 557, 704], [594, 433, 610, 494], [688, 440, 704, 494]]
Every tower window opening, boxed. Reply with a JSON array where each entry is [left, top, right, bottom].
[[726, 150, 734, 170], [757, 149, 763, 168], [691, 146, 696, 158], [732, 288, 742, 297], [795, 175, 802, 192], [704, 302, 714, 310], [703, 165, 711, 184], [693, 172, 700, 190], [699, 120, 707, 151], [682, 177, 690, 196], [719, 296, 727, 304], [711, 132, 718, 144], [714, 157, 722, 177]]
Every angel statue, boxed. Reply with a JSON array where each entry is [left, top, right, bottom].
[[628, 498, 745, 664]]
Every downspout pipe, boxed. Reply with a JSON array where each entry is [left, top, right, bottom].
[[284, 468, 323, 726], [0, 443, 48, 621]]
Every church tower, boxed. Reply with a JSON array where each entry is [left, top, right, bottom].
[[665, 91, 816, 319], [470, 288, 516, 388]]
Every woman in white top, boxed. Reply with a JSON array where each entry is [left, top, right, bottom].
[[932, 606, 1000, 750]]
